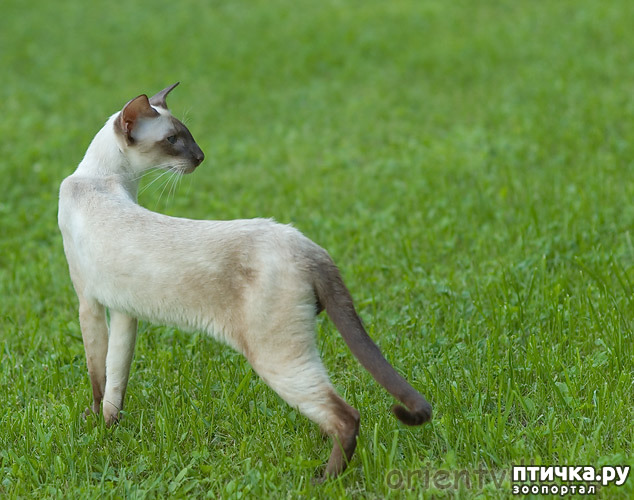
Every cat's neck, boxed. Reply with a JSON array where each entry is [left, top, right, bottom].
[[75, 114, 140, 199]]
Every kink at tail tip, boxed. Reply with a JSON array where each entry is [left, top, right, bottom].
[[392, 400, 432, 426]]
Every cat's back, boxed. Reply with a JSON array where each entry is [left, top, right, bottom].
[[59, 174, 169, 246], [58, 173, 317, 266], [59, 174, 135, 217], [59, 174, 107, 237]]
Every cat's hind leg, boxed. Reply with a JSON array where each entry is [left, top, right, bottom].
[[78, 298, 108, 416], [247, 328, 360, 479], [102, 311, 138, 426]]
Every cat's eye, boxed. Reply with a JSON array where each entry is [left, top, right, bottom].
[[166, 135, 177, 144]]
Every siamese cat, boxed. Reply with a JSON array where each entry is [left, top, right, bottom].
[[58, 83, 432, 478]]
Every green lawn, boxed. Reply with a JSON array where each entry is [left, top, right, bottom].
[[1, 0, 633, 498]]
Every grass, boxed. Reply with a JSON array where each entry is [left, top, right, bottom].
[[1, 0, 633, 498]]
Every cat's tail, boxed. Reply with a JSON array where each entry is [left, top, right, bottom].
[[311, 249, 432, 426]]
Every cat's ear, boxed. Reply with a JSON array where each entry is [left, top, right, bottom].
[[149, 82, 180, 109], [117, 94, 160, 142]]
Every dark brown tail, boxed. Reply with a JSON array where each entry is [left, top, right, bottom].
[[312, 251, 432, 426]]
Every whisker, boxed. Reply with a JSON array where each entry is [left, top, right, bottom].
[[129, 169, 157, 183], [138, 169, 168, 191], [170, 170, 183, 205], [175, 171, 183, 201], [156, 168, 183, 209], [139, 169, 174, 197], [167, 170, 179, 206], [184, 171, 193, 198], [134, 160, 192, 207], [173, 179, 180, 205], [155, 171, 173, 209], [181, 108, 192, 125]]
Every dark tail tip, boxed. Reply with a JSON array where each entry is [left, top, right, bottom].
[[392, 400, 432, 426]]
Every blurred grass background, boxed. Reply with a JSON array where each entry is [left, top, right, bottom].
[[1, 0, 633, 498]]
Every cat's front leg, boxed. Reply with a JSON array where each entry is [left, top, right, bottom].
[[102, 310, 138, 426], [78, 299, 108, 416]]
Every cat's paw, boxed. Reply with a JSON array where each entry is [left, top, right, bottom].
[[312, 475, 327, 485], [102, 401, 121, 427], [82, 402, 101, 421]]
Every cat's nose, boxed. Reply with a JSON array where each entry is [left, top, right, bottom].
[[193, 147, 205, 166]]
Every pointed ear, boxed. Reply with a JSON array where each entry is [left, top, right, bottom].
[[118, 94, 159, 141], [149, 82, 180, 109]]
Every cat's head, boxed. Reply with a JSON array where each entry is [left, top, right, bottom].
[[114, 83, 204, 174]]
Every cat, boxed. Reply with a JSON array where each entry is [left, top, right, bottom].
[[57, 83, 432, 478]]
